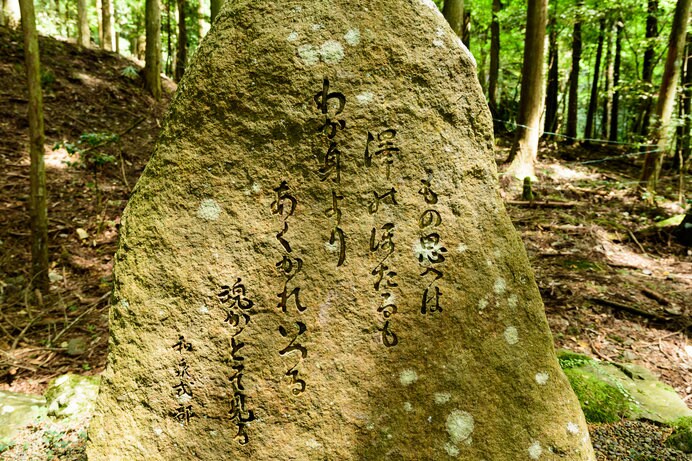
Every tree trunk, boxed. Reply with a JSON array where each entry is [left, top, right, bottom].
[[210, 0, 221, 24], [488, 0, 501, 116], [566, 3, 582, 142], [682, 33, 692, 169], [637, 0, 659, 137], [462, 10, 471, 47], [640, 0, 692, 195], [144, 0, 162, 99], [544, 0, 558, 135], [76, 0, 89, 47], [18, 0, 49, 293], [175, 0, 187, 81], [601, 21, 613, 140], [96, 0, 103, 46], [609, 21, 622, 142], [505, 0, 548, 179], [584, 19, 605, 142], [442, 0, 464, 39], [166, 0, 173, 76], [102, 0, 114, 50], [1, 0, 22, 28]]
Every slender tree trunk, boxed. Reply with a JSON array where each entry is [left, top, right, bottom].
[[76, 0, 89, 47], [609, 21, 623, 142], [197, 0, 206, 39], [640, 0, 692, 195], [144, 0, 162, 99], [175, 0, 187, 81], [544, 0, 559, 135], [166, 0, 173, 76], [210, 0, 221, 24], [102, 0, 113, 50], [18, 0, 49, 293], [488, 0, 501, 115], [462, 10, 471, 47], [584, 19, 605, 142], [96, 0, 103, 45], [602, 21, 614, 140], [2, 0, 22, 27], [443, 0, 464, 39], [682, 33, 692, 169], [566, 3, 582, 142], [505, 0, 548, 179], [637, 0, 659, 137]]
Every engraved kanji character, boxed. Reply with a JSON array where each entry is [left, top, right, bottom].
[[277, 285, 308, 313], [318, 117, 346, 139], [365, 129, 399, 178], [314, 78, 346, 116], [173, 404, 194, 423], [278, 322, 308, 358], [370, 223, 395, 253], [379, 320, 398, 347], [172, 335, 193, 353], [270, 181, 297, 219], [318, 141, 341, 183], [418, 233, 447, 264], [367, 188, 398, 214], [421, 286, 442, 314], [419, 209, 442, 229], [371, 262, 398, 291], [419, 178, 438, 204], [329, 226, 346, 267]]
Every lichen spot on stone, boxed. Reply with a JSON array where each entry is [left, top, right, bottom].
[[446, 410, 474, 444], [311, 23, 323, 31], [433, 38, 445, 48], [444, 442, 460, 457], [508, 293, 518, 309], [198, 304, 209, 314], [503, 326, 519, 345], [403, 401, 413, 412], [436, 27, 445, 37], [197, 198, 221, 221], [344, 28, 360, 46], [535, 371, 549, 385], [566, 422, 580, 435], [320, 40, 345, 64], [494, 277, 506, 295], [528, 441, 543, 459], [356, 92, 374, 105], [305, 438, 322, 449], [399, 369, 418, 386], [457, 243, 468, 253], [297, 44, 319, 66], [1, 405, 15, 414], [153, 427, 163, 437], [477, 297, 488, 311], [287, 31, 298, 42], [434, 392, 451, 404]]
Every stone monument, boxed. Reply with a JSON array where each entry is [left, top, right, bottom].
[[87, 1, 596, 459]]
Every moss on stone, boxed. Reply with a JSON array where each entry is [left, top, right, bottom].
[[557, 349, 594, 370], [563, 368, 630, 423]]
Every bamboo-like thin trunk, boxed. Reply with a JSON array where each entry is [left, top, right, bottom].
[[584, 19, 605, 142], [18, 0, 49, 293], [544, 0, 558, 135], [175, 0, 187, 81], [102, 0, 113, 50], [76, 0, 89, 47], [566, 2, 582, 141], [609, 21, 623, 142], [144, 0, 162, 99], [488, 0, 501, 115]]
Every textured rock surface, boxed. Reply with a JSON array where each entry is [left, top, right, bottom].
[[45, 374, 101, 422], [87, 1, 595, 459], [0, 390, 47, 440]]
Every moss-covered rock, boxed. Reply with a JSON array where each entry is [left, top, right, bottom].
[[45, 373, 100, 422], [562, 368, 630, 423], [0, 390, 47, 440]]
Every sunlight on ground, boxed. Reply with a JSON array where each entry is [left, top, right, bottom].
[[544, 162, 600, 181], [45, 147, 70, 169]]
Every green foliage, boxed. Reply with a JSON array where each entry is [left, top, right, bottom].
[[40, 68, 55, 89], [0, 438, 16, 453], [120, 66, 140, 80], [56, 133, 119, 170], [557, 350, 593, 369], [563, 368, 630, 423], [666, 417, 692, 453]]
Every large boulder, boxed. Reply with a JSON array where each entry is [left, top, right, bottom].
[[87, 1, 594, 459]]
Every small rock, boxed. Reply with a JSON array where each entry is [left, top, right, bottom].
[[66, 337, 87, 356]]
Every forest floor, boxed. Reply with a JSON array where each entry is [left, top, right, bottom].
[[0, 27, 690, 460]]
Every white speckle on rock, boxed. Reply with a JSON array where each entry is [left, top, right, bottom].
[[251, 182, 261, 194], [478, 297, 488, 311], [287, 31, 299, 42], [198, 304, 209, 314], [436, 27, 445, 37], [494, 277, 506, 294], [434, 392, 451, 404], [177, 394, 192, 404], [311, 23, 323, 31], [344, 28, 360, 46], [197, 198, 221, 221], [356, 92, 374, 105], [320, 40, 345, 64], [1, 405, 15, 414], [444, 442, 460, 456], [504, 326, 519, 345], [535, 372, 549, 385], [403, 402, 413, 412], [297, 44, 320, 65], [399, 369, 418, 386], [567, 422, 580, 434], [324, 240, 339, 253], [508, 294, 518, 309], [528, 441, 543, 459], [414, 239, 446, 263], [153, 427, 163, 436], [457, 243, 468, 253], [305, 438, 322, 449], [120, 299, 129, 309], [446, 410, 474, 444], [486, 259, 493, 267], [433, 38, 445, 48]]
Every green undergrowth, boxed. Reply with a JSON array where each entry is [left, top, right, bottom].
[[666, 417, 692, 453]]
